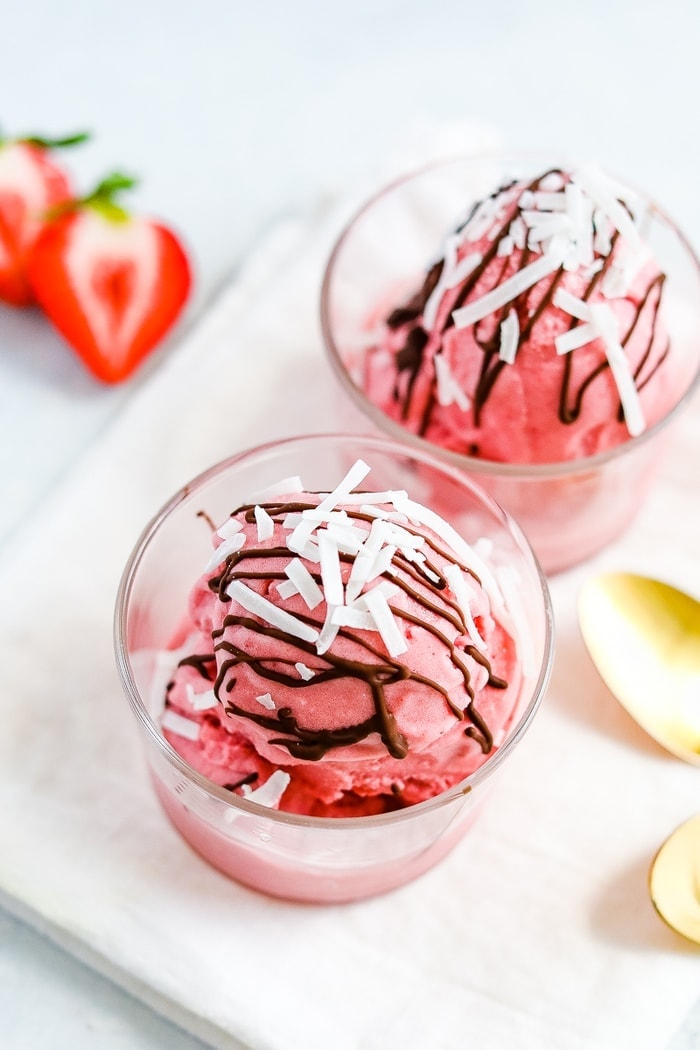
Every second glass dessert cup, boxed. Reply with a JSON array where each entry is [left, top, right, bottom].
[[115, 433, 553, 904], [320, 154, 700, 574]]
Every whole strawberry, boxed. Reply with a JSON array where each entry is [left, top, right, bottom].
[[28, 172, 192, 383], [0, 129, 88, 306]]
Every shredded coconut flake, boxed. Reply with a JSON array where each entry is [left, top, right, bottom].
[[283, 512, 304, 529], [582, 258, 605, 279], [498, 309, 520, 364], [315, 459, 371, 516], [533, 190, 568, 211], [255, 692, 276, 710], [284, 558, 324, 610], [254, 505, 275, 541], [204, 532, 246, 573], [452, 245, 564, 329], [509, 216, 526, 249], [316, 605, 340, 655], [362, 587, 407, 656], [365, 543, 397, 583], [317, 529, 345, 607], [345, 517, 388, 602], [185, 684, 218, 712], [295, 662, 315, 681], [331, 605, 376, 630], [497, 235, 514, 257], [553, 288, 592, 322], [217, 518, 243, 540], [359, 580, 401, 602], [424, 246, 483, 329], [590, 304, 646, 436], [227, 580, 320, 643], [241, 770, 291, 809], [574, 166, 643, 250], [276, 579, 299, 600], [325, 521, 366, 554], [162, 709, 201, 741], [434, 353, 471, 410], [554, 321, 600, 355], [539, 172, 565, 191]]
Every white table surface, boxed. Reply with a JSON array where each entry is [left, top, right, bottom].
[[1, 2, 699, 1046]]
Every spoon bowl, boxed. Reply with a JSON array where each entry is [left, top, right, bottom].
[[649, 813, 700, 946], [578, 572, 700, 765]]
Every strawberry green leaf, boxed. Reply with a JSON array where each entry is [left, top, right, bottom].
[[85, 172, 139, 222], [21, 131, 91, 149]]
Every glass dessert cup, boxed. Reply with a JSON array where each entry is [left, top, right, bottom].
[[115, 433, 553, 904], [320, 153, 700, 574]]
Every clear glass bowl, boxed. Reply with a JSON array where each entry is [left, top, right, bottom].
[[320, 154, 700, 574], [115, 433, 553, 903]]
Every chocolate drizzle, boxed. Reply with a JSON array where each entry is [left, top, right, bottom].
[[177, 499, 506, 762], [386, 169, 668, 441]]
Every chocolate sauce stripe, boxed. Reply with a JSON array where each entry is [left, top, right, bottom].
[[177, 653, 216, 679], [464, 701, 493, 753], [216, 613, 444, 694], [387, 259, 443, 330], [466, 642, 508, 689], [214, 613, 414, 757], [210, 584, 493, 759], [389, 605, 475, 712], [624, 273, 666, 380], [223, 693, 385, 762]]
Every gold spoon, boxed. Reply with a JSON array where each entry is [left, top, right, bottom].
[[578, 572, 700, 765], [649, 813, 700, 946], [579, 571, 700, 945]]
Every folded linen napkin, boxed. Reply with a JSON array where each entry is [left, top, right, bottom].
[[0, 128, 698, 1050]]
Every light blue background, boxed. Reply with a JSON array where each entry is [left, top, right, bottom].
[[1, 2, 698, 1046]]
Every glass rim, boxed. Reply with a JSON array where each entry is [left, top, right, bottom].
[[114, 430, 555, 830], [320, 151, 700, 479]]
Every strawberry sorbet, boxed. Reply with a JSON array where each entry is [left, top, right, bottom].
[[359, 167, 674, 464], [160, 460, 521, 818]]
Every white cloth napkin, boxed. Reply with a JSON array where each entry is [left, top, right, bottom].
[[1, 126, 699, 1050]]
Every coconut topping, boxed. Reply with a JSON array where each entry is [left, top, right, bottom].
[[162, 709, 201, 741], [238, 461, 501, 656], [185, 683, 218, 712]]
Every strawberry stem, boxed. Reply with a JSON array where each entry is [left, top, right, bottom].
[[43, 170, 140, 224], [82, 171, 139, 223]]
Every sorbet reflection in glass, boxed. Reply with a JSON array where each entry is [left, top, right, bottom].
[[115, 434, 553, 903], [321, 155, 700, 573]]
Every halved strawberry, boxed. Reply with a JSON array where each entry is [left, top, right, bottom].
[[28, 173, 192, 383], [0, 130, 88, 306]]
